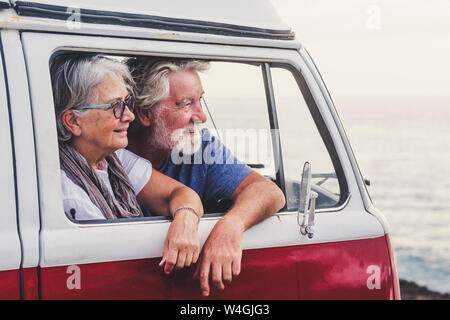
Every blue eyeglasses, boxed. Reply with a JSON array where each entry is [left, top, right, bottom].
[[80, 94, 135, 119]]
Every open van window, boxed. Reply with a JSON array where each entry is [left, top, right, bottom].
[[271, 65, 347, 210], [49, 52, 348, 223], [200, 61, 348, 211]]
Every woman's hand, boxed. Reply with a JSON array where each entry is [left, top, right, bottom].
[[159, 208, 200, 274], [136, 170, 203, 273]]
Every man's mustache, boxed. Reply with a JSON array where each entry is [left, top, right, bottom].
[[171, 124, 202, 140]]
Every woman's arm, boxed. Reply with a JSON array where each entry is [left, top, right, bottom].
[[136, 169, 204, 274]]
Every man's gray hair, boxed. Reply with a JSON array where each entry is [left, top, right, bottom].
[[50, 54, 134, 141], [126, 57, 210, 117]]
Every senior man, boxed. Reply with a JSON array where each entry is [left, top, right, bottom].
[[126, 57, 285, 297]]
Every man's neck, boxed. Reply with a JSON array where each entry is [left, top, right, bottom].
[[127, 131, 170, 170]]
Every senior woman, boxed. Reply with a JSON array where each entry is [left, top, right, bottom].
[[50, 54, 203, 274]]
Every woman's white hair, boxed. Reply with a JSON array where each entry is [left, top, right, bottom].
[[126, 58, 209, 130], [50, 54, 134, 141]]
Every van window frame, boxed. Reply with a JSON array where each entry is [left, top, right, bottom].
[[268, 62, 350, 209], [48, 48, 349, 225]]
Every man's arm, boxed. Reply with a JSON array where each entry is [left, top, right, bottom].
[[194, 171, 285, 296]]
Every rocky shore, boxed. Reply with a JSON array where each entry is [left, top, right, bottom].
[[400, 279, 450, 300]]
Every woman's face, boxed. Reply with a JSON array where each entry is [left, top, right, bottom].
[[74, 75, 135, 159]]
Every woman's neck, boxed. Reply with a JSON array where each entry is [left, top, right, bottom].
[[70, 140, 109, 170]]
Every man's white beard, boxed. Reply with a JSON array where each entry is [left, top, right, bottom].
[[170, 125, 202, 156], [149, 116, 202, 156]]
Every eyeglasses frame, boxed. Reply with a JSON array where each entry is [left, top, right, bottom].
[[79, 94, 135, 120]]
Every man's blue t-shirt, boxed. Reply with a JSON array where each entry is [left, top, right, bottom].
[[159, 129, 252, 205]]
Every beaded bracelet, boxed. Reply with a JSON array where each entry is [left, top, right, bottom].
[[172, 206, 200, 223]]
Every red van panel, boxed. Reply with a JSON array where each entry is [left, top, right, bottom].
[[22, 267, 39, 300], [0, 270, 20, 300], [39, 235, 395, 300]]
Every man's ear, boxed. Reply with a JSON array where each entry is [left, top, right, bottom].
[[61, 110, 82, 137], [136, 108, 152, 127]]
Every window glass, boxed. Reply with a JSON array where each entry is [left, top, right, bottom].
[[271, 66, 341, 210], [199, 62, 276, 180]]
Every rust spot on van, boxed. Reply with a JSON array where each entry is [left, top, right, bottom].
[[9, 16, 21, 22], [6, 15, 64, 27], [219, 44, 246, 51]]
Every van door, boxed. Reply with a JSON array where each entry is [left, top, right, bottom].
[[198, 59, 397, 299], [22, 31, 394, 299], [0, 33, 23, 300]]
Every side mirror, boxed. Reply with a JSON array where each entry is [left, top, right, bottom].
[[297, 162, 318, 239]]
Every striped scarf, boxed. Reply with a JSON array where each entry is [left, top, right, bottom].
[[59, 142, 143, 219]]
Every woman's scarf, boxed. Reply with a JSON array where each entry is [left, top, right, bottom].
[[59, 142, 143, 219]]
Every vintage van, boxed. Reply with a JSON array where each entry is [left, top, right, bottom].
[[0, 0, 400, 299]]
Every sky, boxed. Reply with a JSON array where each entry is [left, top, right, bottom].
[[270, 0, 450, 96]]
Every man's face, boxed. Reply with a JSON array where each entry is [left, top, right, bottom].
[[149, 69, 207, 155]]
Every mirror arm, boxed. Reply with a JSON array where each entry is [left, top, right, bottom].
[[300, 191, 318, 239]]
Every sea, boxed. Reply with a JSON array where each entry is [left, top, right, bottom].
[[334, 94, 450, 294]]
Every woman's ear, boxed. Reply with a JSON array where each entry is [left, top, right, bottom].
[[136, 108, 152, 127], [61, 110, 82, 137]]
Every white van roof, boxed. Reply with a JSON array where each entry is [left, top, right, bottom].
[[0, 0, 299, 48]]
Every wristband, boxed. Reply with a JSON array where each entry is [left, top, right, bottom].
[[172, 206, 200, 223]]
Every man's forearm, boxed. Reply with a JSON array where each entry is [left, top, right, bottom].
[[194, 176, 284, 296], [226, 179, 285, 231]]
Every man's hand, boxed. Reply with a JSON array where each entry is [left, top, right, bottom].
[[194, 215, 244, 296], [159, 209, 200, 274]]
